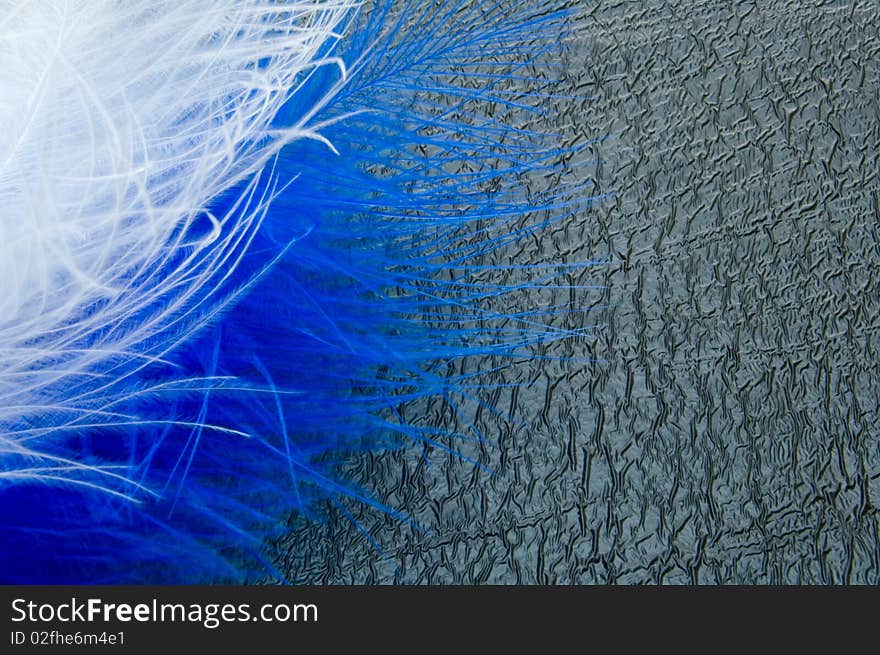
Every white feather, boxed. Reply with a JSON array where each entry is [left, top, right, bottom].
[[0, 1, 354, 478]]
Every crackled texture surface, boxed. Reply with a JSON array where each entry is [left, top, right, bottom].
[[275, 0, 880, 584]]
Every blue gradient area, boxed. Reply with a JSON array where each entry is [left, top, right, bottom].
[[0, 1, 597, 583]]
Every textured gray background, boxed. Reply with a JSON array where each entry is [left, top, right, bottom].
[[275, 0, 880, 584]]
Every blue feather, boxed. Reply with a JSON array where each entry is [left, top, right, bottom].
[[0, 1, 597, 583]]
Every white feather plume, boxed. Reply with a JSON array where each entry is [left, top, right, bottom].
[[0, 0, 353, 485]]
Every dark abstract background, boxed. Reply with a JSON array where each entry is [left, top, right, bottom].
[[276, 0, 880, 584]]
